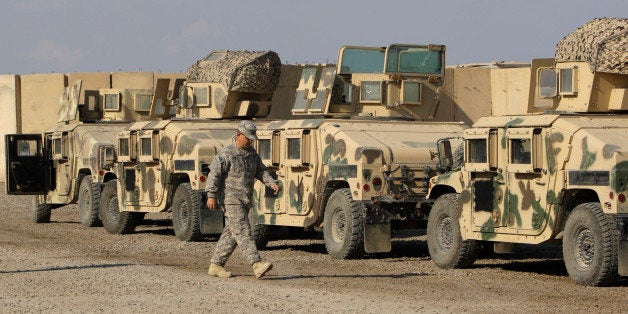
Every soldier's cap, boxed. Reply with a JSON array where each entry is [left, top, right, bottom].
[[238, 120, 258, 141]]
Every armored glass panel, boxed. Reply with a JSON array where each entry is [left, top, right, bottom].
[[341, 81, 353, 104], [339, 48, 385, 74], [539, 69, 557, 98], [258, 139, 271, 160], [104, 94, 119, 110], [293, 90, 308, 111], [119, 138, 129, 156], [310, 90, 327, 111], [510, 139, 531, 164], [17, 140, 38, 156], [468, 139, 487, 163], [154, 99, 165, 115], [560, 68, 573, 93], [87, 95, 97, 111], [402, 82, 421, 103], [141, 138, 151, 156], [361, 81, 382, 102], [135, 94, 152, 111], [301, 68, 318, 85], [387, 47, 443, 74], [53, 138, 62, 156], [194, 87, 208, 105], [287, 138, 301, 159]]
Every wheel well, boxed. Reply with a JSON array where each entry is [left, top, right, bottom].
[[168, 173, 191, 209], [103, 172, 117, 182], [429, 184, 457, 200], [557, 189, 600, 232], [317, 180, 350, 225]]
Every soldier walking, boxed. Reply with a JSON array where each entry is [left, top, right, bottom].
[[205, 120, 280, 279]]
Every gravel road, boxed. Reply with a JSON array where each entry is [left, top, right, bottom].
[[0, 186, 625, 313]]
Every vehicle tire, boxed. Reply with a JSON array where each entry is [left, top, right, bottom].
[[98, 180, 137, 234], [30, 195, 51, 223], [323, 188, 365, 259], [171, 183, 203, 242], [252, 223, 272, 250], [78, 175, 102, 227], [427, 193, 479, 268], [562, 202, 618, 286]]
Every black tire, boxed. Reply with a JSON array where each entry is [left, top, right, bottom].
[[323, 188, 365, 259], [30, 196, 51, 223], [562, 202, 618, 286], [171, 183, 203, 242], [78, 175, 102, 227], [427, 193, 479, 268], [98, 180, 137, 234], [252, 223, 272, 250]]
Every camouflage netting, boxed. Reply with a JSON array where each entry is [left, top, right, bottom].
[[186, 50, 281, 93], [555, 17, 627, 74]]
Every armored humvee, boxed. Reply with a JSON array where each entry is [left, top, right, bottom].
[[426, 18, 627, 286], [249, 44, 467, 258], [5, 78, 179, 226], [97, 51, 285, 240]]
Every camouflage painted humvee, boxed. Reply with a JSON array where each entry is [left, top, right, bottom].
[[249, 44, 467, 258], [5, 79, 178, 226], [97, 51, 286, 240], [426, 18, 627, 286]]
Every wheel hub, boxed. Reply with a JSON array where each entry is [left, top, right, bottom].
[[574, 226, 594, 268], [331, 208, 346, 242], [437, 216, 454, 251]]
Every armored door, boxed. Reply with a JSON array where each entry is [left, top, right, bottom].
[[5, 134, 47, 194]]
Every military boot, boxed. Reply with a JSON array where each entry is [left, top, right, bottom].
[[208, 263, 232, 278], [252, 261, 273, 279]]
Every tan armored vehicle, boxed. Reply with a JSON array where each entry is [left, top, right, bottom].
[[249, 44, 467, 258], [426, 18, 627, 285], [5, 79, 177, 226], [97, 51, 283, 240]]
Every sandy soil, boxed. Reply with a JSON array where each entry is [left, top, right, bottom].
[[0, 186, 625, 313]]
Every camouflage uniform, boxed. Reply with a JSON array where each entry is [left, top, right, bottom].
[[206, 129, 276, 266]]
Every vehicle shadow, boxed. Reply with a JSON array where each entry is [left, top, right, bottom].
[[0, 263, 135, 274], [266, 272, 430, 281]]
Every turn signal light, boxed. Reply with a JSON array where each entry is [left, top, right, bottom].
[[363, 184, 370, 192], [619, 193, 626, 203], [200, 176, 206, 182]]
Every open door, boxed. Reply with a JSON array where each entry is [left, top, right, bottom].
[[5, 134, 47, 195]]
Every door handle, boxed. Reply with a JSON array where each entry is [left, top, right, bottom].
[[533, 179, 546, 186]]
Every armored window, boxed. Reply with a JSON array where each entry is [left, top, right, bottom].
[[140, 138, 152, 156], [119, 138, 129, 157], [258, 139, 271, 160], [87, 95, 97, 111], [134, 94, 152, 112], [510, 138, 531, 164], [53, 138, 62, 157], [154, 99, 165, 115], [292, 90, 308, 112], [360, 81, 383, 102], [467, 139, 487, 163], [402, 81, 421, 103], [17, 140, 38, 157], [559, 67, 578, 95], [386, 46, 443, 75], [287, 138, 301, 160], [338, 47, 385, 74], [194, 86, 210, 106], [538, 68, 557, 98], [341, 80, 353, 104], [104, 93, 120, 111]]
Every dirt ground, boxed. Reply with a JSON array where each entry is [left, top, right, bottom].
[[0, 186, 625, 313]]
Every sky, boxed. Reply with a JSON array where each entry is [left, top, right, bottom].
[[1, 0, 626, 75]]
